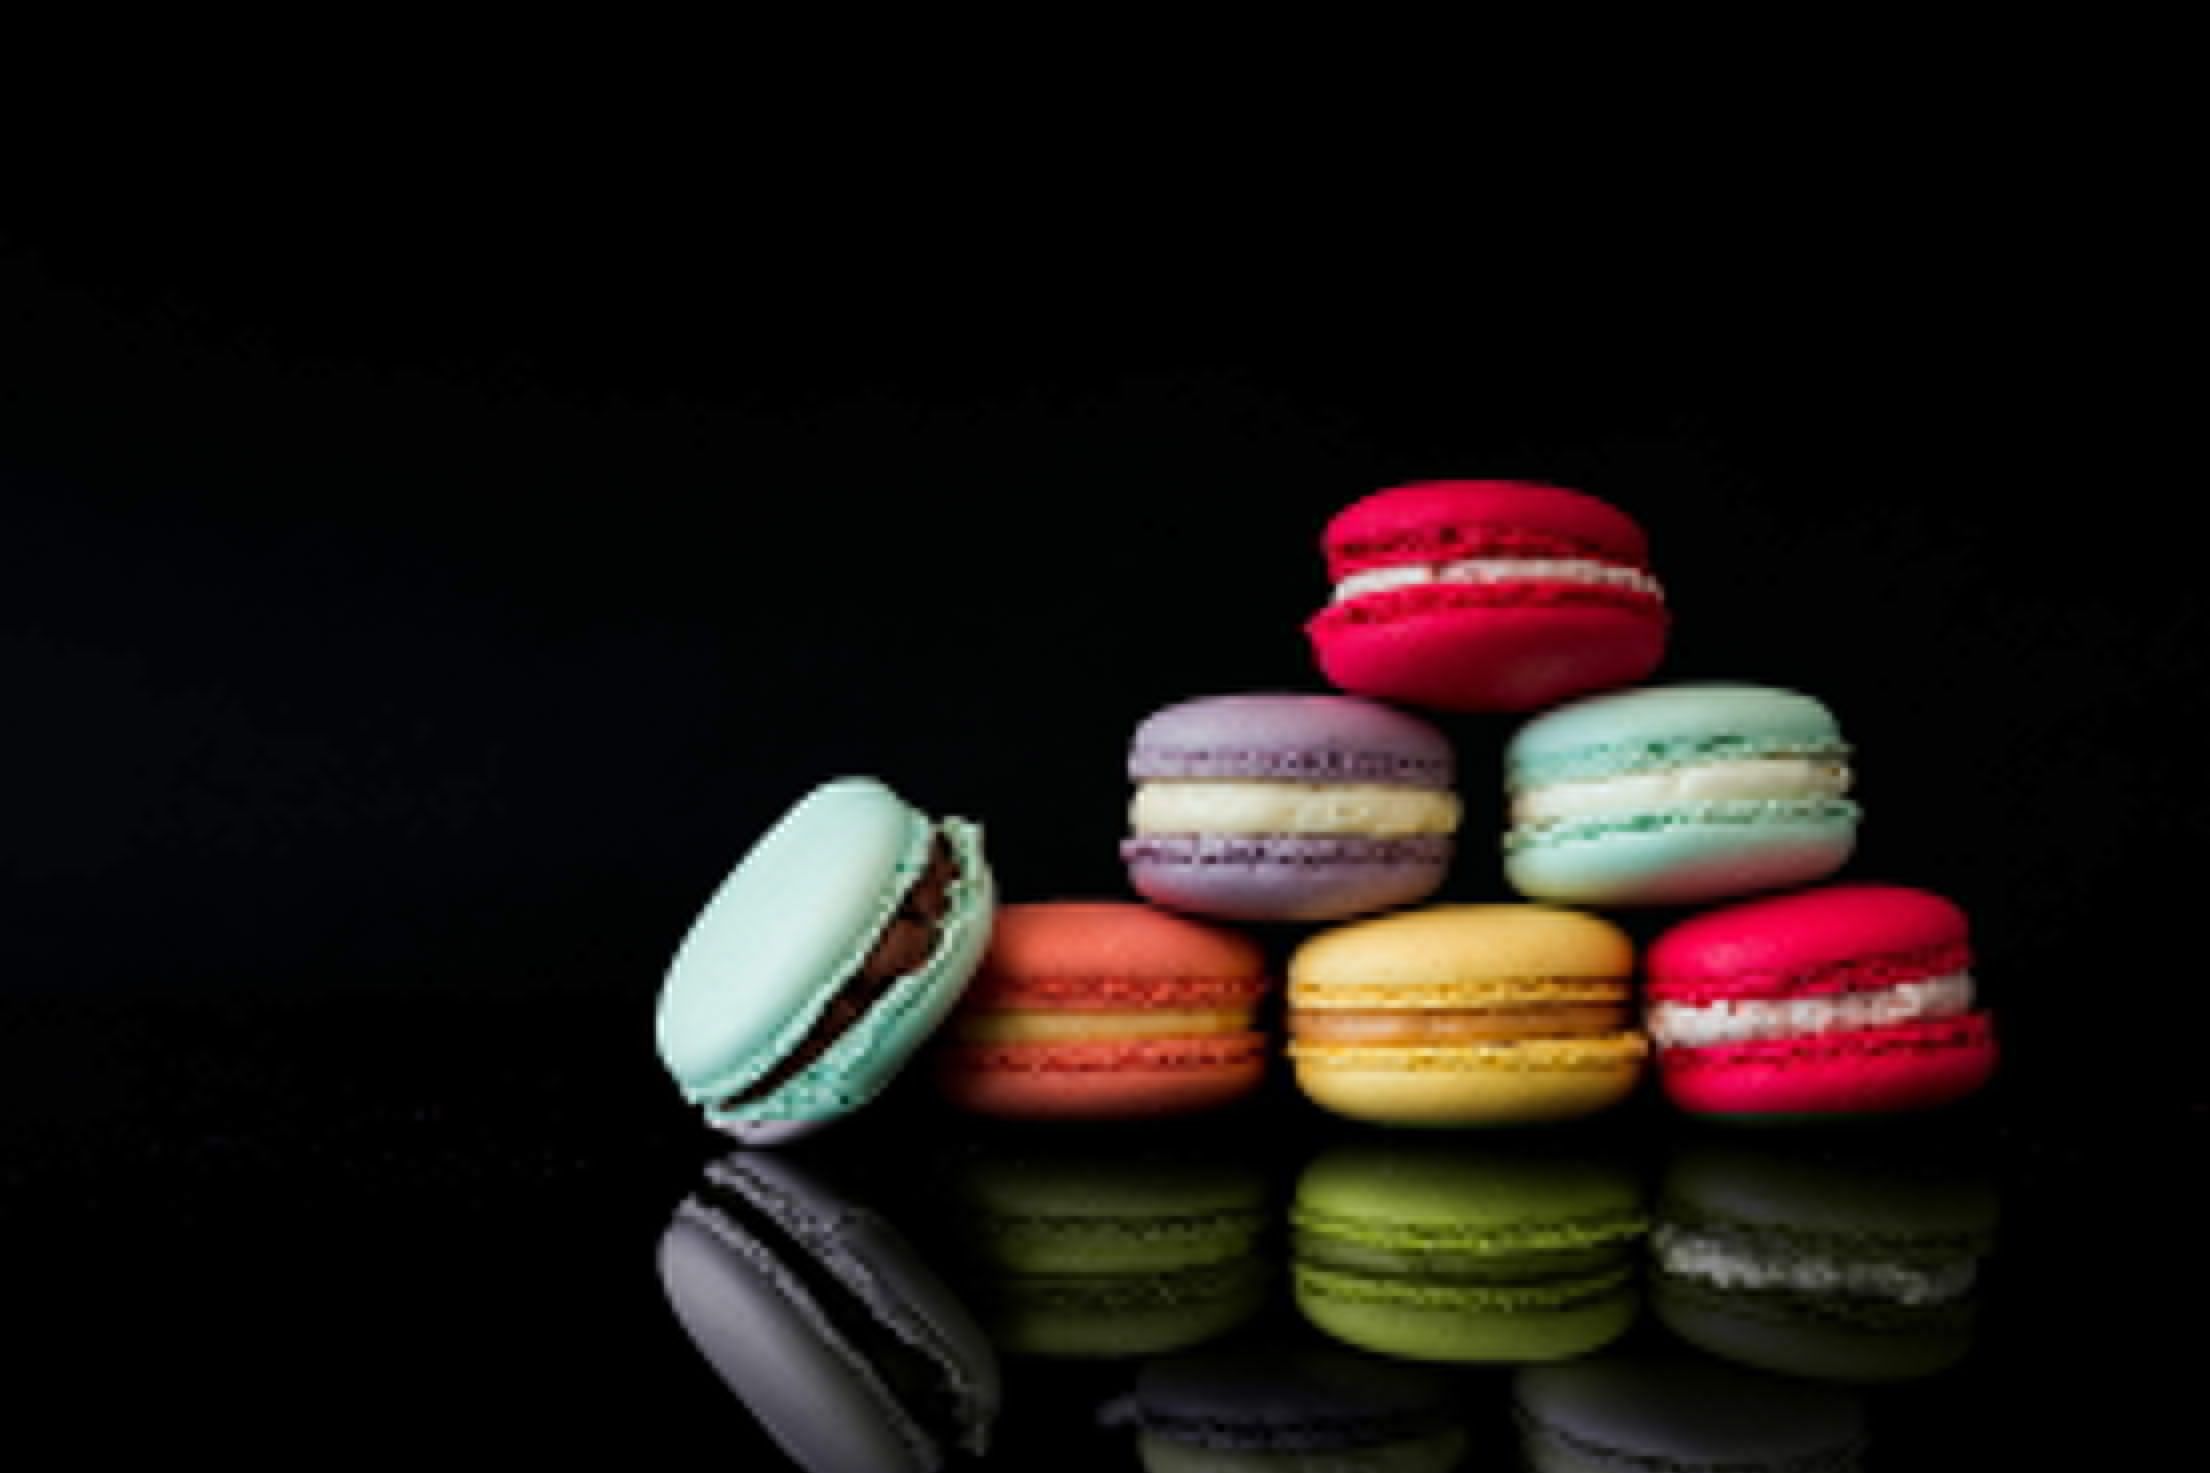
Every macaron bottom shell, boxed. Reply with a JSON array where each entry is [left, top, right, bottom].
[[1505, 814, 1856, 907], [936, 1035, 1268, 1120], [1310, 600, 1667, 714], [1291, 1039, 1648, 1128], [1125, 834, 1450, 922], [1660, 1014, 1999, 1121]]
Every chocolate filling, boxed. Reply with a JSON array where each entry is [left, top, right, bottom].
[[725, 832, 961, 1109]]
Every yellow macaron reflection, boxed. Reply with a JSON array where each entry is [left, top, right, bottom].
[[1288, 905, 1648, 1127]]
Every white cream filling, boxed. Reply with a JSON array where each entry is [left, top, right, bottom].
[[1648, 972, 1974, 1050], [1332, 556, 1663, 604], [1654, 1223, 1978, 1305], [1131, 781, 1462, 837], [1511, 757, 1851, 827]]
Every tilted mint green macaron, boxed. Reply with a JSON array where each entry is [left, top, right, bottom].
[[656, 776, 995, 1143], [1504, 683, 1859, 907]]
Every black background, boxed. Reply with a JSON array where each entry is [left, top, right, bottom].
[[2, 108, 2194, 1463]]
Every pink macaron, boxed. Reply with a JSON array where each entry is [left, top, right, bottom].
[[1306, 481, 1668, 713], [1644, 884, 1998, 1121]]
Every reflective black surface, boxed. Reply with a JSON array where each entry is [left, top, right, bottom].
[[4, 170, 2194, 1467], [4, 994, 2183, 1466]]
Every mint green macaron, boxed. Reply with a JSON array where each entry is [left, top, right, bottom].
[[656, 776, 995, 1143], [1504, 683, 1859, 907]]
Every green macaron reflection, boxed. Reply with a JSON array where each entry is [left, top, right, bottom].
[[1651, 1130, 2000, 1381], [1291, 1137, 1648, 1364], [942, 1133, 1274, 1359]]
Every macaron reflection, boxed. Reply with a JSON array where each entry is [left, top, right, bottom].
[[1651, 1131, 1999, 1380], [1515, 1348, 1868, 1473], [657, 1152, 1000, 1473], [1104, 1333, 1472, 1472], [943, 1135, 1272, 1358], [1291, 1137, 1647, 1363]]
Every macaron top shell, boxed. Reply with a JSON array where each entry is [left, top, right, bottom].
[[1129, 693, 1455, 787], [1647, 885, 1970, 1002], [1291, 905, 1635, 1001], [1323, 481, 1652, 581], [1508, 683, 1848, 789], [963, 902, 1268, 1010]]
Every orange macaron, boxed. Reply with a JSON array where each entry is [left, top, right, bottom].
[[933, 902, 1271, 1119]]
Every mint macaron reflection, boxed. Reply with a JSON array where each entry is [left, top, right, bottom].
[[658, 1152, 1000, 1473]]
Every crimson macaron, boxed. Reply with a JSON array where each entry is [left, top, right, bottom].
[[932, 902, 1271, 1119], [1306, 480, 1668, 713], [1644, 884, 1998, 1121]]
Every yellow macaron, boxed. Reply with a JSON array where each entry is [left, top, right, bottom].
[[1288, 904, 1647, 1126]]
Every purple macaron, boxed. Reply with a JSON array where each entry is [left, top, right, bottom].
[[1122, 693, 1462, 921]]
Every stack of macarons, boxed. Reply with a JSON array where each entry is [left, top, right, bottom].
[[652, 477, 1997, 1140]]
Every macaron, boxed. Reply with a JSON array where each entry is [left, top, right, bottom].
[[1291, 1139, 1648, 1363], [658, 1152, 1001, 1471], [656, 776, 996, 1143], [1101, 1336, 1471, 1472], [1644, 884, 1999, 1120], [1306, 480, 1667, 712], [1504, 683, 1859, 907], [1652, 1133, 2000, 1380], [1122, 693, 1461, 922], [1287, 904, 1648, 1127], [1515, 1351, 1868, 1473], [945, 1142, 1271, 1358], [933, 902, 1271, 1119]]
